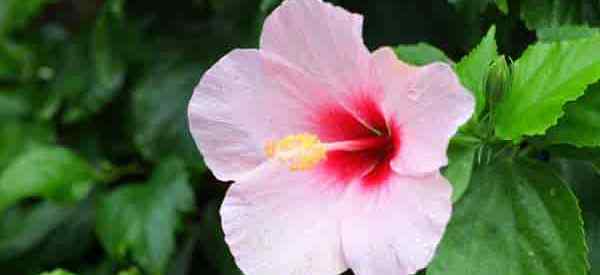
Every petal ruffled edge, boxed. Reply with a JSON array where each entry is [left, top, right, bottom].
[[261, 0, 371, 89], [372, 47, 475, 175], [340, 172, 452, 275]]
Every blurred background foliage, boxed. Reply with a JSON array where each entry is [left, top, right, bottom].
[[0, 0, 599, 274]]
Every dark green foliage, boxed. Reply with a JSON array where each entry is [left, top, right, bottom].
[[1, 0, 600, 275], [429, 159, 587, 275]]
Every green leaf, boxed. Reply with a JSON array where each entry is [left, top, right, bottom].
[[446, 0, 494, 49], [117, 267, 141, 275], [443, 135, 481, 202], [455, 26, 498, 119], [546, 83, 600, 147], [260, 0, 282, 13], [197, 201, 242, 275], [520, 0, 600, 30], [537, 26, 600, 42], [0, 39, 33, 80], [449, 0, 507, 14], [96, 158, 195, 275], [0, 0, 51, 35], [39, 269, 77, 275], [44, 41, 89, 120], [394, 43, 452, 65], [61, 0, 128, 123], [495, 36, 600, 141], [132, 59, 205, 172], [495, 0, 508, 14], [556, 160, 600, 274], [167, 225, 200, 275], [0, 120, 54, 170], [0, 201, 71, 261], [0, 88, 31, 119], [0, 146, 95, 212], [428, 159, 587, 275]]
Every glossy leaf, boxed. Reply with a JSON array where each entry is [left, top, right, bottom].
[[557, 159, 600, 275], [0, 202, 71, 261], [394, 43, 452, 65], [455, 26, 497, 119], [96, 158, 195, 275], [0, 120, 54, 170], [132, 60, 205, 172], [0, 0, 50, 35], [495, 0, 508, 14], [537, 26, 600, 42], [443, 135, 481, 202], [429, 159, 587, 275], [520, 0, 600, 30], [546, 83, 600, 147], [0, 146, 95, 212], [61, 0, 128, 123], [495, 36, 600, 141]]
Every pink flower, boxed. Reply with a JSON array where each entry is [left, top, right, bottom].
[[188, 0, 474, 274]]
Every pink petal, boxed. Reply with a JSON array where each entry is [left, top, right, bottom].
[[341, 172, 452, 275], [188, 49, 337, 181], [261, 0, 371, 90], [372, 47, 475, 175], [220, 161, 347, 275]]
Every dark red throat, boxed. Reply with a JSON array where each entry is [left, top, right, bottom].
[[312, 96, 401, 189]]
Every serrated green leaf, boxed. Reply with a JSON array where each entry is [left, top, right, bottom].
[[455, 26, 498, 119], [555, 159, 599, 274], [495, 36, 600, 141], [96, 158, 195, 275], [444, 135, 481, 202], [0, 146, 95, 212], [394, 43, 452, 65], [428, 159, 587, 275], [537, 26, 600, 42], [546, 83, 600, 147], [520, 0, 600, 30], [132, 59, 205, 173]]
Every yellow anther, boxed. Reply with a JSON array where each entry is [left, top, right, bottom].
[[264, 133, 327, 171]]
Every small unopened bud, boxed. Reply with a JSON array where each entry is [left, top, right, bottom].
[[486, 55, 510, 108]]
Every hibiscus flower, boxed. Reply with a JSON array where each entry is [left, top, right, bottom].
[[188, 0, 474, 274]]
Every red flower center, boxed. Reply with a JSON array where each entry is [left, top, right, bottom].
[[313, 96, 401, 189]]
